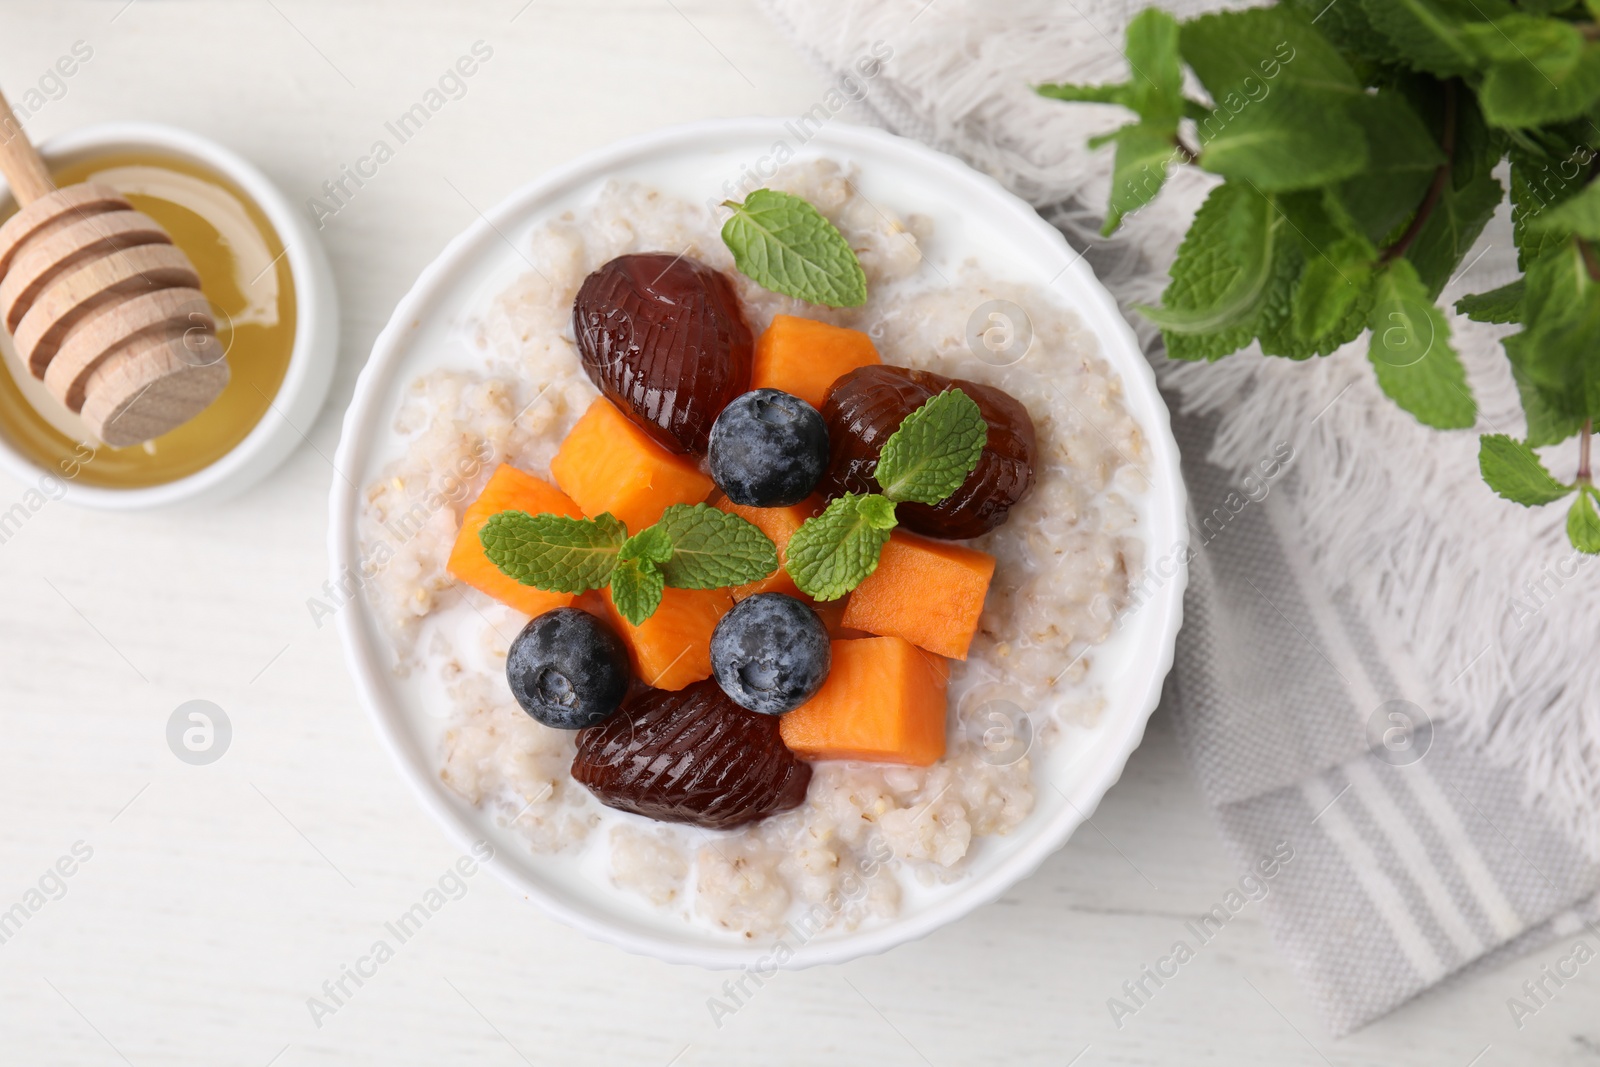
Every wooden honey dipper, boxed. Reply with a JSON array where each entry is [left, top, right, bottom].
[[0, 88, 228, 447]]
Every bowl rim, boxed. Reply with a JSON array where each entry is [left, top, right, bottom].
[[329, 117, 1189, 969], [0, 120, 336, 509]]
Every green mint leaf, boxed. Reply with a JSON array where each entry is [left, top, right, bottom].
[[1285, 0, 1397, 61], [1247, 251, 1302, 359], [1182, 8, 1370, 195], [1360, 0, 1484, 78], [785, 493, 896, 601], [1447, 89, 1497, 194], [610, 558, 664, 626], [1503, 240, 1600, 425], [1255, 239, 1355, 359], [480, 511, 626, 593], [1512, 362, 1586, 447], [1121, 8, 1184, 127], [1478, 49, 1600, 128], [1037, 83, 1135, 107], [875, 388, 987, 505], [1478, 433, 1574, 505], [1459, 16, 1600, 127], [1279, 195, 1379, 349], [1510, 151, 1582, 271], [720, 189, 867, 308], [1456, 280, 1525, 324], [1531, 181, 1600, 241], [1181, 7, 1360, 99], [1258, 238, 1372, 360], [1367, 259, 1477, 429], [856, 493, 898, 529], [1198, 87, 1370, 193], [1568, 489, 1600, 554], [1459, 13, 1581, 68], [1275, 190, 1371, 257], [619, 524, 673, 566], [1329, 90, 1445, 246], [1143, 182, 1279, 350], [1098, 122, 1179, 236], [1254, 207, 1375, 361], [1405, 169, 1503, 298], [1291, 255, 1373, 347], [654, 503, 779, 589]]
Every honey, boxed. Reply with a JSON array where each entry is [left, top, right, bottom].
[[0, 149, 297, 488]]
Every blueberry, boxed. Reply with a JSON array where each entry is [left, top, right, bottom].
[[506, 608, 631, 729], [710, 593, 831, 714], [707, 389, 829, 507]]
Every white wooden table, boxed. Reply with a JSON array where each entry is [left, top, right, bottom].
[[1, 3, 1595, 1064]]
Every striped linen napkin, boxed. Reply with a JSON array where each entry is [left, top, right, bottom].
[[756, 0, 1600, 1035], [1168, 405, 1599, 1033]]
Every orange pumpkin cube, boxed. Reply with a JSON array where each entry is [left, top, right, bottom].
[[712, 493, 823, 600], [447, 465, 585, 617], [841, 531, 994, 660], [550, 398, 714, 533], [752, 315, 881, 409], [780, 636, 949, 765], [603, 585, 733, 690]]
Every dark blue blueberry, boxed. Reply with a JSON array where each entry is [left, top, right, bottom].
[[709, 593, 831, 714], [506, 608, 631, 729], [707, 388, 829, 507]]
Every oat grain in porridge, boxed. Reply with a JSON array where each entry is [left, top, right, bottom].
[[359, 159, 1145, 938]]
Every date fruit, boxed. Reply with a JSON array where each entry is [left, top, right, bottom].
[[819, 364, 1037, 539], [573, 253, 754, 454], [572, 679, 811, 829]]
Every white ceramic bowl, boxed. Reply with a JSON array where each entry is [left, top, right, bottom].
[[0, 122, 339, 509], [330, 118, 1188, 968]]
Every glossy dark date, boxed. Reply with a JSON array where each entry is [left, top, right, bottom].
[[571, 680, 811, 830], [819, 364, 1037, 539], [572, 253, 753, 454]]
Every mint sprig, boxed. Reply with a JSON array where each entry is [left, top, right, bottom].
[[786, 494, 897, 601], [786, 388, 987, 600], [1475, 431, 1600, 558], [720, 189, 868, 308], [480, 503, 778, 624]]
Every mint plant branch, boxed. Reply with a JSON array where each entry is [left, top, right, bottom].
[[1040, 2, 1600, 554], [786, 388, 987, 600], [479, 503, 779, 625]]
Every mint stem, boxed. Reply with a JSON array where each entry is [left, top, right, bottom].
[[1580, 237, 1600, 283], [1580, 419, 1593, 486]]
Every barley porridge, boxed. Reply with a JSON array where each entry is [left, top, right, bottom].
[[358, 158, 1146, 938]]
